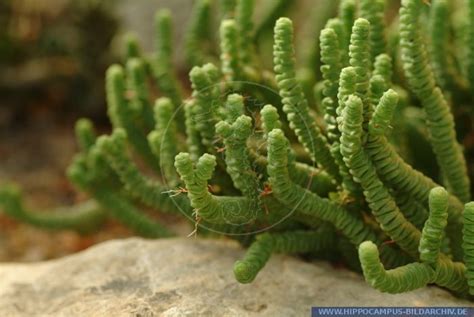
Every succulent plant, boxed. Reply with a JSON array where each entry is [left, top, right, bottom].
[[3, 0, 474, 299]]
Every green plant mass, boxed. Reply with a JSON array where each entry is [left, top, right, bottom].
[[4, 0, 474, 299]]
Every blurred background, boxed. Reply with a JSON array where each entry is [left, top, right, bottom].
[[0, 0, 198, 262]]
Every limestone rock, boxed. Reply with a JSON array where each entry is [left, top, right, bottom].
[[0, 238, 471, 316]]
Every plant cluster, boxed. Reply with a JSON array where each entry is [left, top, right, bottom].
[[3, 0, 474, 299]]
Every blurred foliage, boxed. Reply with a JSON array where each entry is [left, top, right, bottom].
[[0, 0, 119, 125]]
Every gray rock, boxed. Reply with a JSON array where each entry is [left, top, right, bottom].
[[0, 238, 471, 316]]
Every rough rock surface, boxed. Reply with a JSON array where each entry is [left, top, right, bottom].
[[0, 238, 472, 316]]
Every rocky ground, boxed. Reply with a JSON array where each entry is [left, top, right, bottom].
[[0, 238, 471, 316]]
